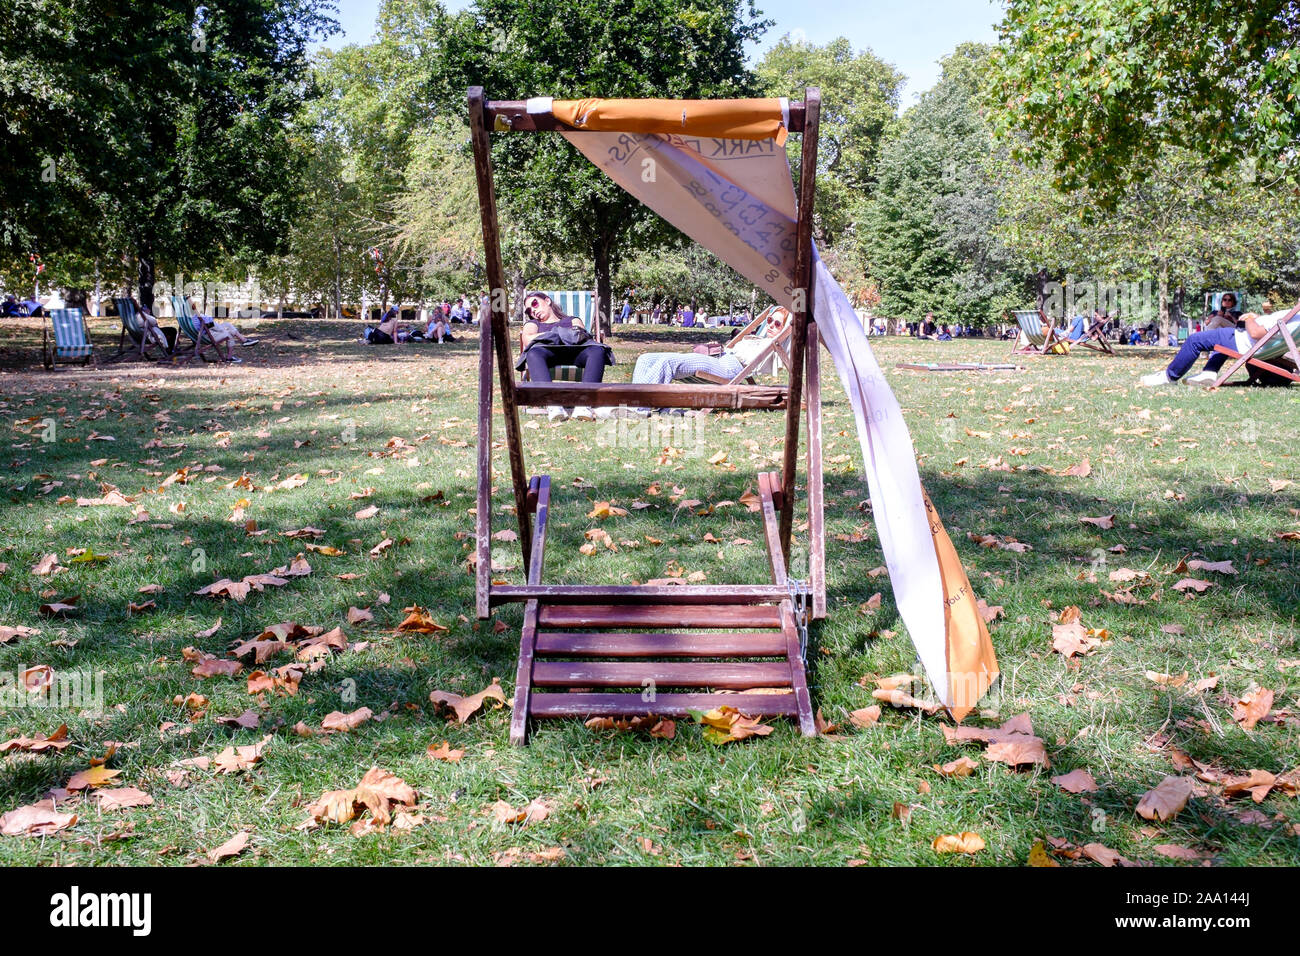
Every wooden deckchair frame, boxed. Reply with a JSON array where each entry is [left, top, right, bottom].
[[469, 87, 826, 743], [1009, 308, 1065, 356], [1210, 299, 1300, 388]]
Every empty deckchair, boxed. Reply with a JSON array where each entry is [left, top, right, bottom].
[[1010, 309, 1067, 355], [171, 295, 223, 362], [112, 297, 172, 360], [1210, 301, 1300, 387], [43, 309, 96, 369]]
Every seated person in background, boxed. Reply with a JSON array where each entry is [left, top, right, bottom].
[[1205, 293, 1242, 330], [364, 307, 403, 345], [1067, 313, 1087, 340], [920, 313, 938, 338], [133, 298, 178, 352], [517, 292, 613, 422], [1140, 307, 1292, 387], [1, 294, 24, 317], [937, 324, 953, 341], [631, 307, 790, 404], [425, 306, 453, 343]]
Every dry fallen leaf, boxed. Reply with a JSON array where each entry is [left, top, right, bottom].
[[427, 741, 465, 762], [207, 831, 251, 863], [429, 679, 507, 724], [1051, 768, 1099, 793], [932, 831, 985, 854], [1136, 775, 1193, 822], [1233, 688, 1274, 731], [0, 801, 78, 837]]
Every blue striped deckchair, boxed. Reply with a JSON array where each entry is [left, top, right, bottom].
[[171, 295, 223, 362], [43, 309, 95, 369], [1211, 301, 1300, 387]]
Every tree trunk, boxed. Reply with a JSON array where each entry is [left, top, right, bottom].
[[1158, 259, 1171, 340], [593, 238, 613, 336], [137, 242, 156, 310], [1034, 267, 1048, 310]]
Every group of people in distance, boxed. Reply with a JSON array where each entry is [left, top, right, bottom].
[[362, 296, 475, 345], [517, 291, 789, 422]]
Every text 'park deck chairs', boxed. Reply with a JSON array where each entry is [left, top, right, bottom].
[[1211, 300, 1300, 387], [112, 297, 171, 361], [171, 295, 223, 362], [43, 309, 96, 370], [470, 89, 999, 744]]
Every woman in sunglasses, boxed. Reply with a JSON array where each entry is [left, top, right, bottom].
[[518, 292, 614, 422]]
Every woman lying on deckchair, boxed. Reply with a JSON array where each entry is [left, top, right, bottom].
[[631, 306, 790, 391], [517, 291, 614, 422], [188, 300, 258, 358]]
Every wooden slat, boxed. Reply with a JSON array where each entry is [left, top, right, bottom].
[[537, 604, 783, 629], [757, 471, 789, 589], [485, 100, 807, 134], [492, 584, 787, 606], [533, 661, 791, 688], [1211, 345, 1300, 382], [779, 86, 820, 555], [529, 692, 799, 719], [515, 381, 786, 410], [534, 632, 788, 657]]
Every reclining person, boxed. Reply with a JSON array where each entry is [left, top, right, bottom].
[[630, 307, 789, 403], [517, 292, 614, 421], [1140, 307, 1292, 386], [188, 299, 257, 360]]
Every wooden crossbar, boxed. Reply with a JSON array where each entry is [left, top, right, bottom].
[[515, 381, 787, 410]]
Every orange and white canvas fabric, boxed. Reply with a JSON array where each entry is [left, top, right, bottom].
[[537, 97, 998, 718]]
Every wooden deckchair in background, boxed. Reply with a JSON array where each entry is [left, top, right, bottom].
[[1210, 300, 1300, 387], [112, 296, 171, 360], [1010, 308, 1065, 355], [470, 87, 827, 743]]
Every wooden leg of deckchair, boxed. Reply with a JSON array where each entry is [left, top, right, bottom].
[[757, 471, 816, 736], [510, 475, 549, 746]]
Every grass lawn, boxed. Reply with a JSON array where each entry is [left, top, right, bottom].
[[0, 313, 1297, 866]]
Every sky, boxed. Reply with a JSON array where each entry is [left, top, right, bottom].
[[321, 0, 1003, 103]]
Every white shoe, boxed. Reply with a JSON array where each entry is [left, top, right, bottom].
[[547, 405, 569, 422], [571, 405, 596, 421], [1139, 370, 1173, 387], [1185, 371, 1219, 386]]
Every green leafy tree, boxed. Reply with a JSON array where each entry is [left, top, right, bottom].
[[426, 0, 770, 329], [1, 0, 335, 307], [755, 35, 904, 246], [989, 0, 1300, 203], [856, 44, 1023, 325], [998, 146, 1300, 335]]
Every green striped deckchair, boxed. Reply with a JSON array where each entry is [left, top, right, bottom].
[[43, 309, 96, 370], [171, 295, 222, 362]]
